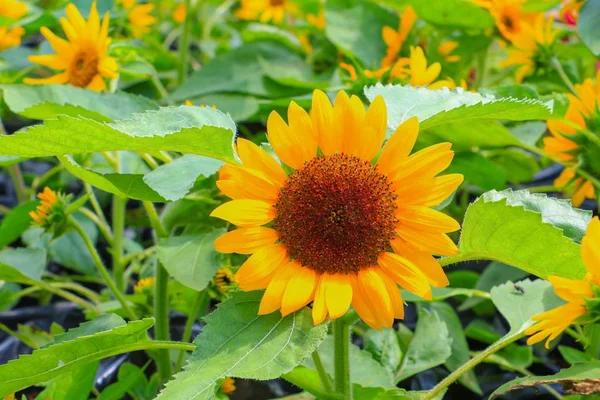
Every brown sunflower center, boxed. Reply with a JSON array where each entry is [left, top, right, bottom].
[[69, 49, 99, 88], [274, 154, 398, 274], [270, 0, 285, 6], [502, 14, 515, 32]]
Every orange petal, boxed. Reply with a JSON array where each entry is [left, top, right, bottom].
[[396, 227, 459, 256], [582, 217, 600, 278], [235, 244, 288, 291], [258, 262, 301, 315], [214, 227, 279, 254], [236, 138, 287, 186], [378, 252, 432, 299], [281, 263, 317, 316], [311, 89, 337, 156], [396, 206, 461, 233], [322, 273, 353, 319], [390, 237, 449, 288], [210, 200, 274, 227], [356, 95, 387, 161], [377, 117, 419, 176]]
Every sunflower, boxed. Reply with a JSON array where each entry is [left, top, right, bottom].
[[24, 2, 118, 92], [211, 90, 463, 329], [30, 187, 59, 226], [307, 9, 325, 29], [526, 217, 600, 348], [544, 72, 600, 206], [134, 277, 156, 291], [220, 378, 236, 395], [438, 41, 460, 63], [471, 0, 528, 41], [0, 26, 25, 51], [0, 0, 27, 19], [173, 3, 186, 23], [236, 0, 295, 24], [381, 6, 417, 68], [391, 46, 444, 88], [500, 14, 559, 83], [120, 0, 157, 37], [560, 0, 585, 26]]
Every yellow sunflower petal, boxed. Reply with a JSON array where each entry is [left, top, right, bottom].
[[28, 55, 68, 69], [214, 227, 279, 254], [311, 89, 337, 156], [267, 110, 315, 169], [350, 274, 382, 330], [281, 263, 317, 316], [312, 276, 328, 325], [375, 268, 405, 319], [86, 74, 106, 92], [396, 227, 459, 256], [258, 262, 300, 315], [24, 72, 70, 85], [389, 142, 454, 185], [322, 273, 353, 319], [236, 138, 287, 186], [390, 237, 449, 287], [356, 268, 394, 329], [396, 174, 463, 207], [396, 206, 461, 233], [547, 276, 592, 305], [378, 252, 432, 299], [377, 117, 419, 176], [582, 217, 600, 278], [235, 244, 288, 291], [210, 199, 274, 227], [356, 95, 387, 161]]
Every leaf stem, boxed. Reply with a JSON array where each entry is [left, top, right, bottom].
[[423, 333, 525, 400], [142, 201, 172, 382], [175, 290, 208, 373], [84, 183, 112, 242], [36, 280, 102, 313], [177, 0, 192, 85], [69, 216, 138, 320], [550, 57, 577, 95], [112, 195, 127, 292], [0, 203, 11, 215], [8, 163, 28, 202], [333, 318, 352, 399], [312, 350, 335, 393]]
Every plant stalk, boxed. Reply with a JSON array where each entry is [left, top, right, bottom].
[[550, 57, 577, 95], [312, 351, 335, 394], [8, 164, 28, 202], [333, 318, 352, 399], [175, 290, 208, 372], [112, 195, 127, 292]]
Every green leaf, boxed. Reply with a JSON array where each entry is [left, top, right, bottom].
[[412, 0, 494, 29], [395, 309, 452, 382], [0, 201, 38, 249], [558, 346, 597, 365], [458, 189, 591, 279], [578, 0, 600, 56], [0, 282, 20, 311], [157, 229, 225, 291], [97, 362, 151, 400], [0, 156, 23, 166], [143, 155, 224, 201], [305, 335, 395, 389], [423, 303, 482, 395], [35, 361, 98, 400], [401, 287, 488, 302], [185, 94, 260, 122], [446, 152, 508, 191], [490, 362, 600, 398], [459, 262, 529, 311], [49, 213, 99, 276], [418, 121, 521, 151], [156, 291, 328, 399], [44, 314, 126, 347], [364, 84, 553, 134], [172, 41, 309, 100], [491, 279, 563, 335], [354, 387, 447, 400], [363, 328, 403, 376], [0, 318, 154, 397], [1, 84, 159, 122], [0, 106, 237, 164], [325, 0, 397, 67], [0, 247, 47, 284]]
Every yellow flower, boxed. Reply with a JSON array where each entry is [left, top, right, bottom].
[[236, 0, 295, 24], [0, 0, 27, 19], [307, 10, 325, 29], [120, 0, 157, 37], [500, 14, 559, 83], [544, 72, 600, 207], [438, 41, 460, 63], [135, 277, 156, 291], [24, 2, 118, 91], [391, 46, 442, 87], [173, 3, 186, 23], [381, 6, 417, 68], [220, 377, 236, 394], [0, 26, 24, 51], [526, 217, 600, 348], [213, 267, 234, 293], [29, 187, 59, 226], [211, 90, 463, 330]]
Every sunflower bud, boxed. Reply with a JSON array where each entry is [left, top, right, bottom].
[[29, 187, 71, 237]]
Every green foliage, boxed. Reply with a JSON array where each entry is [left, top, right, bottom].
[[0, 247, 46, 284], [490, 362, 600, 398], [157, 229, 226, 291], [35, 361, 98, 400], [412, 0, 494, 30], [156, 291, 329, 399], [363, 328, 403, 376], [578, 0, 600, 56], [458, 189, 591, 279], [0, 200, 37, 249], [0, 318, 154, 397]]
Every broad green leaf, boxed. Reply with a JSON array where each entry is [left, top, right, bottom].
[[488, 149, 540, 185], [364, 84, 553, 134], [465, 319, 502, 344], [35, 361, 98, 400], [143, 155, 224, 201], [490, 362, 600, 398], [353, 386, 447, 400], [325, 0, 397, 67], [413, 0, 494, 29], [97, 362, 151, 400], [156, 291, 328, 399], [185, 94, 260, 122], [458, 189, 591, 279], [558, 346, 597, 365], [157, 229, 225, 291], [418, 121, 521, 151], [0, 201, 37, 249], [446, 152, 508, 191], [578, 0, 600, 56], [459, 262, 529, 311], [0, 247, 47, 284], [0, 282, 19, 311], [0, 106, 237, 164], [423, 303, 482, 395], [305, 335, 395, 389], [0, 318, 154, 397], [0, 156, 23, 166], [44, 314, 126, 347], [1, 84, 159, 122], [491, 279, 563, 336], [172, 41, 309, 100], [509, 121, 547, 147], [363, 328, 403, 376], [395, 309, 452, 382], [242, 23, 303, 51], [49, 213, 99, 276]]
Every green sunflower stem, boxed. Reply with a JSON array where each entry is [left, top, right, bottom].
[[333, 318, 352, 399], [142, 201, 172, 383], [112, 195, 127, 292], [550, 57, 577, 96], [177, 0, 192, 85], [174, 290, 208, 373]]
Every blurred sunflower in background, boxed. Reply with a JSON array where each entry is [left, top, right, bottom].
[[119, 0, 157, 37], [211, 90, 463, 329], [24, 1, 118, 91], [236, 0, 296, 24], [544, 72, 600, 206], [0, 0, 27, 19]]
